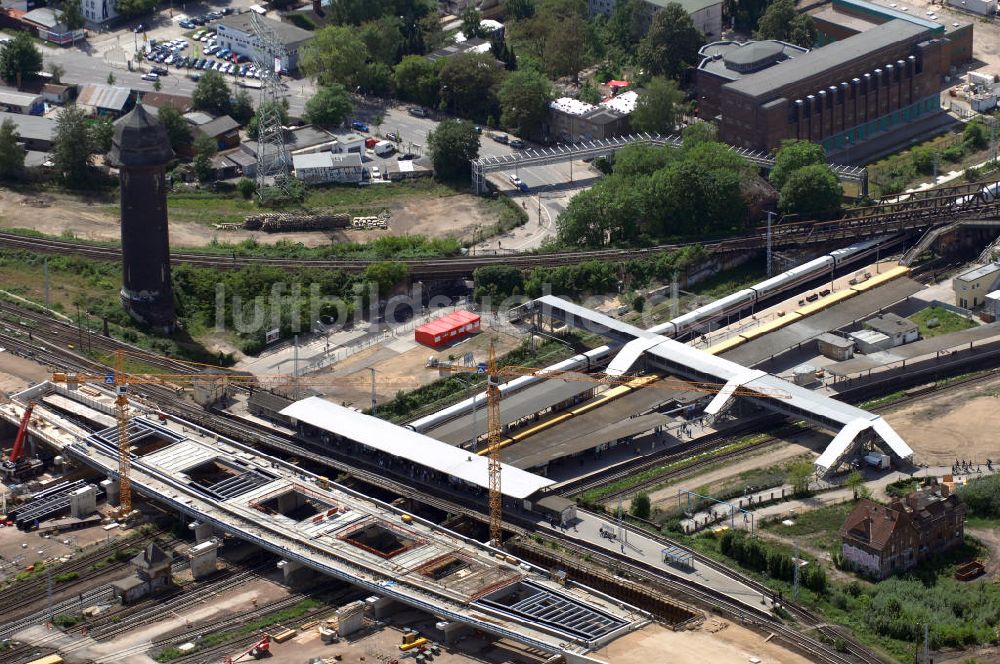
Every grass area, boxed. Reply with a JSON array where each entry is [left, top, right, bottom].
[[909, 306, 977, 338], [859, 390, 907, 410], [578, 433, 772, 504], [762, 501, 856, 554], [966, 515, 1000, 529], [154, 598, 323, 662], [663, 521, 999, 663], [163, 179, 466, 226]]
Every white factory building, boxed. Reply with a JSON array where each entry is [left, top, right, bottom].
[[215, 13, 314, 72]]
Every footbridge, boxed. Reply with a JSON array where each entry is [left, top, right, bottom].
[[523, 295, 913, 475], [471, 132, 869, 195]]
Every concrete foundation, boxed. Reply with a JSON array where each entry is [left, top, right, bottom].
[[277, 558, 315, 588], [439, 620, 472, 645], [365, 595, 402, 619], [335, 600, 366, 636], [188, 520, 213, 544], [70, 485, 97, 518], [277, 491, 304, 515], [187, 539, 219, 580], [101, 478, 119, 507]]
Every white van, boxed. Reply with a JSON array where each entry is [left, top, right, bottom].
[[373, 140, 395, 156]]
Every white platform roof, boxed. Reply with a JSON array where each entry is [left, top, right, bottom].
[[535, 295, 914, 473], [281, 397, 555, 499]]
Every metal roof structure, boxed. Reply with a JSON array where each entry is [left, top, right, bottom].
[[0, 111, 54, 143], [218, 13, 314, 47], [724, 20, 930, 100], [528, 295, 913, 473], [77, 83, 131, 113], [281, 397, 555, 499]]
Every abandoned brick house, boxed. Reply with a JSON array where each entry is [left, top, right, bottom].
[[839, 484, 965, 579], [112, 542, 172, 604]]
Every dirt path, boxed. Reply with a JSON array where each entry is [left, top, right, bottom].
[[0, 187, 500, 248], [967, 526, 1000, 579], [882, 375, 1000, 465]]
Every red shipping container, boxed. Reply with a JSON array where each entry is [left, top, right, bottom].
[[415, 310, 481, 348]]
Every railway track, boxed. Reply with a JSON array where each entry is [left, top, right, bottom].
[[4, 314, 995, 664], [0, 179, 996, 276], [0, 530, 174, 626]]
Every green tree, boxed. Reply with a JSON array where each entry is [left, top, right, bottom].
[[460, 6, 485, 39], [637, 3, 702, 80], [193, 135, 217, 182], [630, 491, 651, 519], [769, 139, 825, 190], [237, 177, 256, 200], [0, 31, 42, 86], [192, 70, 232, 116], [364, 261, 409, 299], [107, 71, 115, 85], [301, 25, 368, 90], [427, 119, 480, 181], [360, 61, 393, 95], [542, 14, 587, 79], [89, 117, 114, 154], [305, 84, 353, 128], [0, 118, 24, 177], [755, 0, 816, 47], [248, 100, 289, 140], [115, 0, 157, 17], [630, 76, 682, 134], [779, 163, 842, 218], [681, 121, 717, 148], [361, 16, 403, 65], [845, 470, 865, 500], [60, 0, 85, 30], [578, 81, 601, 105], [499, 69, 551, 137], [52, 106, 94, 185], [963, 120, 989, 150], [157, 105, 193, 151], [230, 88, 254, 125], [614, 144, 674, 176], [438, 52, 503, 119], [788, 460, 815, 496], [393, 55, 440, 107], [606, 0, 649, 51], [557, 174, 643, 246], [506, 0, 536, 21]]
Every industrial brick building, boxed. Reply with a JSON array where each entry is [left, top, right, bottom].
[[699, 18, 966, 155], [840, 485, 965, 579], [811, 0, 972, 66]]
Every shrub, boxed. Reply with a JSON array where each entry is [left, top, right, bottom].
[[941, 144, 964, 163], [630, 492, 651, 519]]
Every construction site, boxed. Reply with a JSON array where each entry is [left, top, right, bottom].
[[2, 31, 1000, 661]]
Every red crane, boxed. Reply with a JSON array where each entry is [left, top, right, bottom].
[[9, 401, 34, 463]]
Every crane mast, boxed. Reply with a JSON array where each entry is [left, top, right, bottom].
[[486, 341, 503, 548], [114, 350, 132, 517]]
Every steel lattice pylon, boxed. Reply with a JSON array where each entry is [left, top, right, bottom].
[[249, 11, 293, 202], [485, 341, 503, 548]]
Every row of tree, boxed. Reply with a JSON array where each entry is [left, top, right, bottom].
[[719, 530, 828, 592]]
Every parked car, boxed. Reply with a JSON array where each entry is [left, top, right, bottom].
[[218, 48, 231, 58], [509, 138, 525, 149], [179, 20, 195, 28], [490, 133, 508, 144], [134, 23, 148, 32], [371, 166, 381, 179], [385, 131, 399, 142], [151, 66, 168, 75], [352, 121, 370, 132], [189, 73, 201, 81], [408, 106, 427, 117], [508, 173, 522, 187], [141, 73, 159, 81], [397, 153, 416, 161], [474, 125, 482, 134]]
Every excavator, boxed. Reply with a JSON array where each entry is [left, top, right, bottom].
[[1, 401, 43, 480]]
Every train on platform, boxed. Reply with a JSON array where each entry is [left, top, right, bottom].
[[953, 180, 1000, 207], [649, 236, 895, 339]]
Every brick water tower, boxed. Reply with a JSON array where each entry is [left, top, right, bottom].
[[107, 103, 176, 332]]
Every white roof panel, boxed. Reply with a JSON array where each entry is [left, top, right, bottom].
[[815, 418, 873, 472], [280, 397, 555, 499], [872, 417, 914, 461], [607, 337, 666, 376]]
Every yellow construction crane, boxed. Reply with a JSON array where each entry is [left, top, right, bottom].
[[51, 350, 414, 518], [437, 340, 791, 548]]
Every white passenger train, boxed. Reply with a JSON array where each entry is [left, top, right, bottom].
[[647, 236, 890, 338], [952, 180, 1000, 208]]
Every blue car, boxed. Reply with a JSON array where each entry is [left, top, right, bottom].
[[351, 121, 369, 132], [179, 20, 195, 29]]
